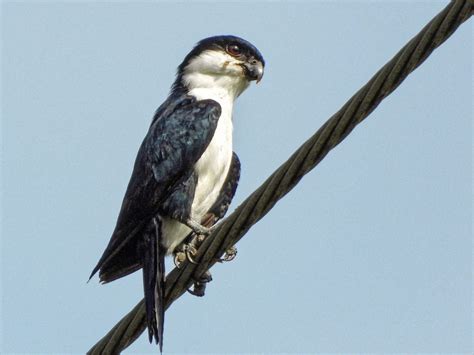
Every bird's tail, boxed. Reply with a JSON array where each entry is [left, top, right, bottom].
[[141, 217, 166, 352]]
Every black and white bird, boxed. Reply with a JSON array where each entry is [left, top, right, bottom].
[[90, 35, 264, 350]]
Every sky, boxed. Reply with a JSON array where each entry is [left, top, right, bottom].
[[1, 1, 472, 354]]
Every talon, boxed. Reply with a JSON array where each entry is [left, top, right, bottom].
[[218, 246, 237, 262], [185, 245, 199, 265], [174, 251, 186, 268]]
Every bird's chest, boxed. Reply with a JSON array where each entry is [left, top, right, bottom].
[[191, 107, 233, 219], [160, 110, 233, 254], [160, 89, 235, 253]]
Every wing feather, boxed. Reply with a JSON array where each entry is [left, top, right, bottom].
[[97, 152, 240, 283], [90, 97, 221, 281]]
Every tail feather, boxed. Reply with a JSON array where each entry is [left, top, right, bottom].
[[142, 217, 166, 351], [157, 221, 165, 353]]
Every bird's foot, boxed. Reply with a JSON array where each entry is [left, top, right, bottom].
[[173, 244, 199, 268], [187, 271, 212, 297], [217, 245, 238, 263]]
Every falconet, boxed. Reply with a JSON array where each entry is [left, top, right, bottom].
[[90, 35, 264, 351]]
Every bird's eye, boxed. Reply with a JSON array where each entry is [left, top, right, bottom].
[[227, 44, 242, 56]]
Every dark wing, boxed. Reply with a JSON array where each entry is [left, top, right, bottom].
[[90, 98, 221, 281], [97, 152, 240, 283]]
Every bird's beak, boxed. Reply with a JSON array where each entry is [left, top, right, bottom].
[[243, 61, 264, 84]]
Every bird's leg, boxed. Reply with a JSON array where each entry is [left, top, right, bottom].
[[184, 218, 211, 236], [187, 270, 212, 297], [174, 219, 214, 267], [217, 245, 238, 263]]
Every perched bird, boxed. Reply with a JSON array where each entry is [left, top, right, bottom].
[[89, 35, 264, 351]]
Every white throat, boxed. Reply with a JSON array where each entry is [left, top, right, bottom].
[[181, 49, 250, 103], [183, 73, 249, 104]]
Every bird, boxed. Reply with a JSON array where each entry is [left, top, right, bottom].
[[89, 35, 264, 351]]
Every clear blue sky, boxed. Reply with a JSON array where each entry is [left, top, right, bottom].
[[1, 1, 472, 353]]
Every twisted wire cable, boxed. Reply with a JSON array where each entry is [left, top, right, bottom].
[[88, 1, 472, 353]]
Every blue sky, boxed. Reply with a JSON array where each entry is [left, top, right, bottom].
[[1, 1, 472, 353]]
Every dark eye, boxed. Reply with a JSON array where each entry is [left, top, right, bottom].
[[227, 44, 242, 56]]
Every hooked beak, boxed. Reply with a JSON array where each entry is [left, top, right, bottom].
[[243, 60, 264, 83]]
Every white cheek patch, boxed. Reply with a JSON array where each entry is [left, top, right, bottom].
[[185, 49, 243, 77], [182, 49, 250, 99]]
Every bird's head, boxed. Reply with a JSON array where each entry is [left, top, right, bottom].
[[173, 35, 265, 99]]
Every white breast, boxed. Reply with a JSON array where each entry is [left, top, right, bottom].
[[161, 87, 234, 254], [191, 87, 233, 219]]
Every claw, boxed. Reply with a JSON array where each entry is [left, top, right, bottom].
[[217, 246, 237, 262], [173, 244, 199, 267], [174, 251, 186, 268], [185, 245, 199, 265]]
